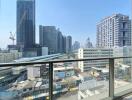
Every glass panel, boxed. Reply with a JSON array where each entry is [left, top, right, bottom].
[[0, 0, 131, 100], [54, 59, 109, 100], [114, 57, 132, 97], [0, 64, 49, 100]]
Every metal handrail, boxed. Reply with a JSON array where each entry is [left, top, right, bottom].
[[0, 56, 131, 67], [0, 56, 132, 100]]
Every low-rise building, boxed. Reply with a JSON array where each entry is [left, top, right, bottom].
[[54, 64, 75, 79], [78, 72, 93, 82], [27, 64, 48, 80], [78, 48, 113, 72], [0, 50, 22, 63]]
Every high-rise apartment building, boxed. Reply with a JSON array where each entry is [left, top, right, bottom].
[[96, 14, 131, 48], [17, 0, 35, 50]]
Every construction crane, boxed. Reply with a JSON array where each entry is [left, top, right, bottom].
[[9, 32, 16, 45]]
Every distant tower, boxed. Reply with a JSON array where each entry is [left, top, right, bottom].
[[57, 30, 63, 53], [72, 41, 80, 51], [85, 37, 93, 48], [62, 36, 66, 53], [66, 36, 72, 53]]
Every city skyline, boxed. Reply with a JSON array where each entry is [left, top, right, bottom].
[[0, 1, 132, 100], [39, 25, 72, 54], [0, 0, 131, 48]]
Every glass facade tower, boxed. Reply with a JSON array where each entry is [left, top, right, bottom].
[[16, 0, 35, 50]]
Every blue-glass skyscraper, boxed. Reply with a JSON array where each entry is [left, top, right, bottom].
[[17, 0, 35, 50]]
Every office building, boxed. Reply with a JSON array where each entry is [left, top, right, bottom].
[[39, 25, 72, 54], [96, 14, 131, 48], [16, 0, 35, 50], [78, 48, 113, 72], [57, 30, 63, 53], [39, 25, 58, 54], [66, 36, 72, 53], [62, 36, 66, 53], [72, 41, 80, 51]]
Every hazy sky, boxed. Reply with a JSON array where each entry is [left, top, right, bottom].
[[0, 0, 131, 48]]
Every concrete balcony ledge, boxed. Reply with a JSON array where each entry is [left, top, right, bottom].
[[82, 84, 132, 100], [114, 84, 132, 100]]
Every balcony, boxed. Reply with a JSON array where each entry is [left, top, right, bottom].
[[0, 56, 132, 100]]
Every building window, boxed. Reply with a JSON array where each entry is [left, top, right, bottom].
[[123, 31, 125, 37], [123, 22, 127, 29], [123, 40, 126, 46]]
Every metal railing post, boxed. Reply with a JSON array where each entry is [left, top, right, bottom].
[[109, 58, 114, 99], [49, 62, 53, 100]]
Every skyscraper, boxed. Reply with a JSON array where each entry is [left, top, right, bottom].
[[39, 25, 58, 54], [57, 30, 63, 53], [66, 36, 72, 53], [96, 14, 131, 48], [39, 25, 72, 54], [62, 36, 66, 53], [17, 0, 35, 50]]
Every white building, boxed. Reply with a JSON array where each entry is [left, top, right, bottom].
[[97, 14, 131, 48], [27, 64, 48, 80], [78, 80, 108, 100], [42, 47, 48, 56], [78, 48, 113, 72], [0, 50, 22, 63], [27, 66, 41, 80]]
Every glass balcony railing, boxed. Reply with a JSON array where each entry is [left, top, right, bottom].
[[0, 57, 132, 100]]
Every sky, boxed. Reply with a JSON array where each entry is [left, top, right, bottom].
[[0, 0, 131, 48]]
